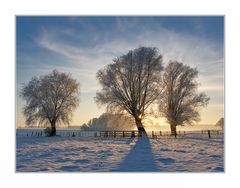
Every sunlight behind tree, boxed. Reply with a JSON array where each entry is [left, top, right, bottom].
[[158, 61, 210, 136], [95, 47, 163, 134]]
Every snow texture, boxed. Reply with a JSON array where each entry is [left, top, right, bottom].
[[16, 133, 224, 172]]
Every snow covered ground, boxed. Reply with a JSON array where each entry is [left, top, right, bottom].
[[16, 133, 224, 172]]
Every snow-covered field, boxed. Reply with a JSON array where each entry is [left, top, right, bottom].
[[16, 132, 224, 172]]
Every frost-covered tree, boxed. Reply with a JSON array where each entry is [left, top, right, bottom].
[[95, 47, 163, 133], [216, 117, 224, 130], [21, 70, 80, 136], [80, 123, 89, 131], [80, 113, 135, 131], [158, 61, 210, 136]]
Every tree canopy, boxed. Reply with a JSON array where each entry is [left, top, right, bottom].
[[158, 61, 210, 135], [80, 113, 135, 131], [21, 70, 80, 136], [95, 47, 163, 133], [216, 117, 224, 130]]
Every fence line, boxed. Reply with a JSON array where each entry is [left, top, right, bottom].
[[16, 129, 223, 139]]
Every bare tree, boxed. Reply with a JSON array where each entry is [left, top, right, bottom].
[[158, 61, 210, 136], [21, 70, 80, 136], [95, 47, 163, 134]]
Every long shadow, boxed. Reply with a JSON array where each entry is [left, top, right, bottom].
[[113, 135, 159, 172]]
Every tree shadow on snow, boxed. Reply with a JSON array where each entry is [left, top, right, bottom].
[[113, 135, 159, 172]]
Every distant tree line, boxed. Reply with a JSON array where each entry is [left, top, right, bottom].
[[80, 113, 135, 131]]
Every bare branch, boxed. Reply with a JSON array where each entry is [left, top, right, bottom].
[[158, 61, 210, 129], [95, 47, 163, 131], [21, 70, 80, 129]]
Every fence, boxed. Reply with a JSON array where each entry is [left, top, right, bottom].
[[98, 130, 223, 139], [16, 129, 96, 137], [16, 129, 223, 139], [99, 131, 141, 138], [149, 130, 223, 139]]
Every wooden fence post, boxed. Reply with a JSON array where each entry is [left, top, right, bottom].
[[160, 131, 162, 136], [131, 131, 135, 138], [122, 131, 125, 138], [208, 130, 211, 139]]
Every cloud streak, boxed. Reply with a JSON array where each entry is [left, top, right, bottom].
[[36, 20, 224, 102], [17, 17, 224, 125]]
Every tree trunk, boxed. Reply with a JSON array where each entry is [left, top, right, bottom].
[[170, 124, 177, 137], [50, 121, 56, 136], [135, 118, 147, 135]]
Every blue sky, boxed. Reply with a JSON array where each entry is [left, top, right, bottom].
[[16, 16, 224, 127]]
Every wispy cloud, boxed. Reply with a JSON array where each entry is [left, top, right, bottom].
[[17, 17, 224, 125], [36, 21, 223, 98], [38, 30, 87, 62]]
